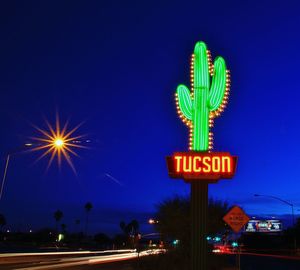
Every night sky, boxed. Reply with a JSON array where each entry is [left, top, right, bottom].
[[1, 0, 300, 234]]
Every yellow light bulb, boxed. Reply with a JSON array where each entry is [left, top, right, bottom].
[[54, 138, 64, 147]]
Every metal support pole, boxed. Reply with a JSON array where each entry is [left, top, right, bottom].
[[237, 246, 241, 270], [0, 154, 10, 200], [191, 181, 208, 270], [254, 194, 297, 253], [292, 205, 297, 253]]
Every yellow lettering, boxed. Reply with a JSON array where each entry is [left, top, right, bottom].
[[202, 156, 211, 172], [183, 156, 192, 172], [174, 156, 182, 172], [221, 156, 231, 173], [212, 157, 221, 172], [193, 157, 201, 172]]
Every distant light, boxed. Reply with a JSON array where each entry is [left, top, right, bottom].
[[29, 229, 33, 233], [54, 138, 64, 147], [214, 236, 221, 242], [206, 236, 211, 241], [232, 241, 238, 247], [148, 218, 158, 224], [6, 229, 10, 233], [173, 239, 179, 245], [25, 143, 33, 147], [30, 115, 86, 172], [58, 233, 64, 242], [148, 218, 155, 224]]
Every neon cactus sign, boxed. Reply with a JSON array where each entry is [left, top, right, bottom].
[[167, 40, 237, 270], [175, 41, 230, 151], [167, 41, 237, 181]]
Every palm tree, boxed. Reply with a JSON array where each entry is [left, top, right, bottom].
[[0, 214, 6, 232], [84, 202, 93, 235], [119, 220, 140, 247], [120, 220, 139, 236], [130, 220, 139, 235], [54, 210, 63, 232]]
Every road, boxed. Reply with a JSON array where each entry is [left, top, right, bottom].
[[1, 249, 300, 269], [0, 249, 163, 270], [225, 251, 300, 270]]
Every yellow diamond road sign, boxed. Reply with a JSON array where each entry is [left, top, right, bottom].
[[223, 206, 250, 233]]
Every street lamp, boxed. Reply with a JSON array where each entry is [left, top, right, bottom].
[[54, 138, 64, 147], [30, 116, 86, 172], [148, 218, 163, 248], [148, 218, 159, 225], [254, 193, 296, 251], [254, 194, 295, 226]]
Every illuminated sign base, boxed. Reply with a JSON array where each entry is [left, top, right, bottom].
[[166, 152, 237, 182]]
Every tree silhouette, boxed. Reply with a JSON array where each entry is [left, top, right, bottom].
[[155, 196, 190, 248], [130, 220, 139, 235], [120, 220, 139, 236], [0, 214, 6, 232], [94, 233, 111, 248], [119, 220, 140, 247], [155, 195, 230, 249], [54, 210, 63, 232], [207, 198, 229, 235], [120, 221, 126, 233], [84, 202, 93, 235]]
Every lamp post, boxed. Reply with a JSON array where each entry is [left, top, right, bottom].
[[148, 218, 159, 225], [148, 218, 162, 247], [254, 194, 296, 252], [0, 143, 33, 200]]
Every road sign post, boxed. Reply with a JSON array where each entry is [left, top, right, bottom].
[[223, 206, 249, 270]]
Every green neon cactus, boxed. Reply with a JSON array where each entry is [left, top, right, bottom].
[[175, 41, 230, 151]]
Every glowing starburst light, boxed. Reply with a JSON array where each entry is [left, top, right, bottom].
[[30, 115, 86, 173], [54, 138, 64, 147]]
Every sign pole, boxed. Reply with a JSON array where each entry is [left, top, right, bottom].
[[191, 181, 208, 270], [237, 245, 241, 270]]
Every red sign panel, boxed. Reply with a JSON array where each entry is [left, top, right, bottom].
[[223, 206, 250, 233], [166, 152, 237, 182]]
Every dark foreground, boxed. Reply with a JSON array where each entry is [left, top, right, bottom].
[[1, 251, 300, 270]]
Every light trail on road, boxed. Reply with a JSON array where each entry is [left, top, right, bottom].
[[239, 251, 300, 261], [0, 249, 165, 270], [0, 249, 135, 259], [215, 249, 300, 261]]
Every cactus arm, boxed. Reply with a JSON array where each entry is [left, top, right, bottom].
[[194, 42, 210, 90], [176, 84, 193, 120], [208, 57, 227, 111]]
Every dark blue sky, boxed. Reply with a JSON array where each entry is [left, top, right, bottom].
[[1, 0, 300, 234]]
